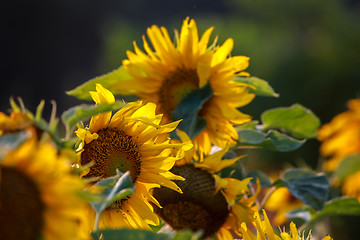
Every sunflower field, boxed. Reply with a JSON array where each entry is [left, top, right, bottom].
[[1, 1, 360, 240]]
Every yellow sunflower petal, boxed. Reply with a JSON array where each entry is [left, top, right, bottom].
[[211, 38, 234, 67], [76, 89, 187, 230], [116, 17, 255, 162], [1, 138, 88, 240]]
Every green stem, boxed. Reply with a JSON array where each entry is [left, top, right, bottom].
[[94, 212, 101, 232]]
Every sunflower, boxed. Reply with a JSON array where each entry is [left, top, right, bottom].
[[240, 209, 333, 240], [75, 84, 190, 230], [0, 111, 32, 135], [342, 170, 360, 201], [265, 187, 303, 225], [0, 138, 88, 240], [111, 17, 255, 157], [318, 99, 360, 171], [151, 130, 259, 240]]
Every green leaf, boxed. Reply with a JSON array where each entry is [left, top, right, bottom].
[[0, 131, 31, 161], [335, 154, 360, 180], [310, 197, 360, 224], [233, 76, 279, 97], [282, 168, 329, 210], [91, 229, 171, 240], [171, 83, 213, 139], [261, 130, 306, 151], [67, 66, 132, 100], [247, 170, 272, 187], [237, 129, 266, 144], [272, 179, 285, 188], [61, 101, 125, 132], [174, 230, 202, 240], [237, 128, 305, 152], [286, 207, 313, 222], [261, 104, 320, 139], [235, 120, 259, 130], [89, 171, 135, 216]]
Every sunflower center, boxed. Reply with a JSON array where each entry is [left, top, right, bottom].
[[81, 128, 141, 182], [0, 167, 44, 240], [158, 68, 199, 119], [152, 164, 229, 238]]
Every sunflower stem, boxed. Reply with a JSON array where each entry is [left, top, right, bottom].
[[94, 212, 101, 232]]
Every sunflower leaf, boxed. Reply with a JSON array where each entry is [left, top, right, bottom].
[[89, 171, 135, 216], [261, 130, 306, 151], [286, 207, 313, 222], [247, 170, 272, 187], [261, 104, 320, 139], [61, 101, 125, 136], [236, 128, 305, 152], [171, 83, 213, 139], [174, 230, 202, 240], [282, 168, 329, 210], [334, 154, 360, 180], [67, 66, 132, 100], [91, 229, 171, 240], [91, 229, 201, 240], [309, 197, 360, 224], [233, 76, 279, 97]]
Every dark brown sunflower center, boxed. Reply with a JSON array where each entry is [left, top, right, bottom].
[[0, 167, 45, 240], [81, 128, 141, 182], [158, 68, 199, 119], [152, 164, 229, 238]]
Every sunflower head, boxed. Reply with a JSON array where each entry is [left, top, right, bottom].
[[76, 84, 191, 229], [152, 164, 230, 237], [265, 187, 303, 225], [342, 170, 360, 201], [0, 111, 33, 134], [0, 138, 88, 240], [152, 146, 259, 239], [240, 209, 333, 240], [318, 99, 360, 171], [111, 17, 255, 157]]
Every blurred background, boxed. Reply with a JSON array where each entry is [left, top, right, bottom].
[[1, 0, 360, 238]]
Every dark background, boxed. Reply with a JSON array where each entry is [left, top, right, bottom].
[[1, 0, 360, 238]]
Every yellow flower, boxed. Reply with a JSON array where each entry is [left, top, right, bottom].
[[240, 210, 333, 240], [111, 17, 255, 157], [318, 99, 360, 171], [76, 84, 189, 230], [0, 111, 34, 136], [342, 170, 360, 201], [265, 187, 303, 225], [0, 138, 88, 240], [152, 140, 259, 240]]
